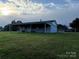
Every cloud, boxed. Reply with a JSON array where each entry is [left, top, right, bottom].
[[0, 0, 79, 26], [0, 0, 78, 15], [6, 0, 45, 15]]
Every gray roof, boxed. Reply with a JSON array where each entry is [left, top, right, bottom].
[[11, 20, 56, 25]]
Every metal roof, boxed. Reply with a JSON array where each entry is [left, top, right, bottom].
[[11, 20, 56, 25]]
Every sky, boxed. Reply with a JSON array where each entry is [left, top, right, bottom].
[[0, 0, 79, 26]]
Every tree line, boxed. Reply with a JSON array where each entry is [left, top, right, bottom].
[[0, 18, 79, 32], [57, 18, 79, 32]]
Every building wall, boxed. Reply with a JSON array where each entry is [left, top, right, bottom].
[[50, 22, 57, 32], [32, 28, 44, 32], [13, 21, 57, 33]]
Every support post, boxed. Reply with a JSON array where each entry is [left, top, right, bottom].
[[44, 24, 46, 33], [75, 28, 76, 32], [30, 25, 32, 32]]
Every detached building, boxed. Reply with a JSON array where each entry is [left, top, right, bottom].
[[9, 20, 57, 33]]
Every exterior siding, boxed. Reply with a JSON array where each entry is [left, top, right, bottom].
[[50, 22, 57, 32], [11, 20, 57, 33]]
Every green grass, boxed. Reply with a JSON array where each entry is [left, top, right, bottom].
[[0, 32, 79, 59]]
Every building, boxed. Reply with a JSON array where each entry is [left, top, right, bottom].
[[9, 20, 57, 33]]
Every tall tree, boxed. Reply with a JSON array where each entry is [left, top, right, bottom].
[[17, 20, 22, 24], [11, 20, 16, 24], [70, 18, 79, 32]]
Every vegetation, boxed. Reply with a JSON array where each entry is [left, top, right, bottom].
[[57, 24, 68, 32], [4, 24, 10, 31], [3, 17, 79, 32], [0, 32, 78, 59], [70, 18, 79, 32]]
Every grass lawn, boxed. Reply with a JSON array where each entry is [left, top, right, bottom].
[[0, 32, 79, 59]]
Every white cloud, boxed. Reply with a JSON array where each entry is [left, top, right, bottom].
[[0, 0, 79, 26], [6, 0, 45, 14]]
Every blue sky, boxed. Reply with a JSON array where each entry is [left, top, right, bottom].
[[32, 0, 67, 4], [0, 0, 79, 26]]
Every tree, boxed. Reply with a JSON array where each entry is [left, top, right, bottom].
[[4, 20, 22, 31], [11, 20, 21, 31], [4, 24, 9, 31], [0, 26, 3, 31], [17, 20, 22, 24], [57, 24, 68, 32], [70, 18, 79, 32], [11, 20, 16, 24]]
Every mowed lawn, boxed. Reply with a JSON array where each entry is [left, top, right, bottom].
[[0, 32, 79, 59]]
